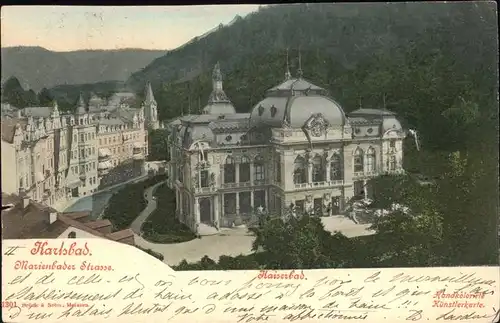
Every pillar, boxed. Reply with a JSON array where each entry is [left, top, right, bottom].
[[308, 163, 313, 183], [325, 160, 331, 182], [363, 180, 368, 199], [264, 190, 268, 210], [236, 192, 240, 215], [213, 195, 220, 227], [250, 190, 255, 210], [194, 197, 200, 224], [235, 163, 240, 183], [178, 190, 183, 214], [221, 193, 225, 223], [250, 162, 254, 184]]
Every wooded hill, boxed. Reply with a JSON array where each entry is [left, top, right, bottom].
[[1, 46, 165, 92], [126, 2, 497, 152]]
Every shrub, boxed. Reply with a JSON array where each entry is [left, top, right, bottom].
[[141, 183, 196, 243]]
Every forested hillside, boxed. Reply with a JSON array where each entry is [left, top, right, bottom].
[[1, 46, 165, 91], [128, 3, 497, 150]]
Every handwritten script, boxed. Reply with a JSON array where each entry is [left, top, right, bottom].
[[2, 239, 499, 323]]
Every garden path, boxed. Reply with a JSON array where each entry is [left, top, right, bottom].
[[130, 180, 165, 234]]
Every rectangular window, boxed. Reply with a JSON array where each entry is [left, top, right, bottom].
[[390, 140, 396, 148], [312, 162, 324, 182], [254, 164, 265, 181], [253, 190, 266, 210], [239, 192, 252, 214], [200, 170, 209, 188], [239, 162, 250, 183], [224, 193, 237, 215], [224, 163, 235, 183], [80, 134, 84, 142]]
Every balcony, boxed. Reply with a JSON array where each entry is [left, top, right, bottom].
[[98, 148, 111, 160], [98, 160, 112, 177], [194, 186, 218, 194], [221, 182, 252, 189], [79, 173, 87, 181], [294, 180, 344, 190]]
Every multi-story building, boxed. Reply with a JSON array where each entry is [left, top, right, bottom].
[[167, 62, 406, 233], [1, 83, 159, 208]]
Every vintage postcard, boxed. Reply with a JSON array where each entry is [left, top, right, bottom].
[[1, 3, 499, 323]]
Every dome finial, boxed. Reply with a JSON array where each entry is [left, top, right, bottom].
[[285, 48, 292, 80], [297, 47, 303, 78]]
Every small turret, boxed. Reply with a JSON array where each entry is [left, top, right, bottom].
[[208, 62, 230, 104], [76, 93, 86, 115]]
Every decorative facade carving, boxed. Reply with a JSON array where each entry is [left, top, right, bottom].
[[304, 113, 329, 137], [209, 173, 216, 187]]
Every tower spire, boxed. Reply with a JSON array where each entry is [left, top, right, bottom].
[[285, 48, 292, 80], [76, 93, 86, 115], [144, 81, 156, 104], [297, 47, 303, 78]]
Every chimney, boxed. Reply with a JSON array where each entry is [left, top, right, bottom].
[[49, 212, 58, 224], [22, 197, 30, 209]]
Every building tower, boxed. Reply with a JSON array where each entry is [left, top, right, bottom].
[[142, 82, 159, 130]]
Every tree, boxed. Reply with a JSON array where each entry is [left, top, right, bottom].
[[38, 87, 54, 106], [249, 214, 354, 269], [24, 89, 39, 107], [2, 76, 27, 108], [148, 129, 169, 161]]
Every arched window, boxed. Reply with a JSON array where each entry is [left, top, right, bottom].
[[354, 148, 364, 173], [224, 156, 236, 183], [330, 153, 342, 181], [293, 156, 307, 184], [366, 147, 376, 172], [389, 155, 397, 171], [312, 155, 324, 182], [68, 231, 76, 238], [239, 156, 250, 182], [254, 155, 265, 181]]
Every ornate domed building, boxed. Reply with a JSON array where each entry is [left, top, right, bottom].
[[167, 60, 406, 234]]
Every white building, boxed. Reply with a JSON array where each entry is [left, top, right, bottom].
[[167, 62, 406, 233], [1, 83, 159, 207]]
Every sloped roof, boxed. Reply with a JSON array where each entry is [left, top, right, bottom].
[[1, 193, 135, 245]]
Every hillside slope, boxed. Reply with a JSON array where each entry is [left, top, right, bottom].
[[1, 46, 166, 91], [127, 3, 486, 89], [126, 3, 496, 151]]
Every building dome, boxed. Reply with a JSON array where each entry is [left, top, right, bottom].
[[381, 117, 403, 134], [202, 102, 236, 115], [249, 78, 346, 128]]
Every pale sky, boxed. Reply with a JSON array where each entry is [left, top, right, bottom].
[[1, 5, 260, 51]]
